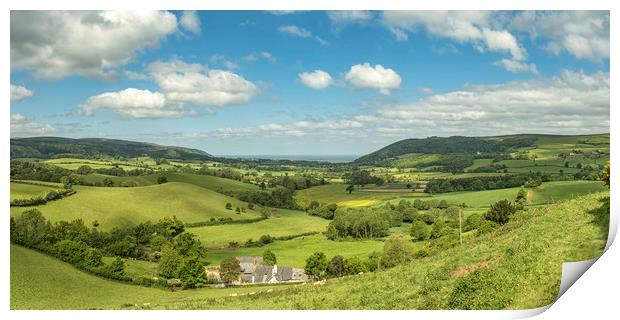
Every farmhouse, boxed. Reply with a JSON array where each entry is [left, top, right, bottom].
[[235, 256, 309, 284]]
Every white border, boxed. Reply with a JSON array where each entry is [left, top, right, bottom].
[[2, 1, 617, 319]]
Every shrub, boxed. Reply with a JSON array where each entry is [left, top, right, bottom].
[[55, 239, 88, 265], [157, 176, 168, 184], [326, 255, 346, 278], [463, 213, 484, 232], [365, 251, 381, 272], [305, 252, 328, 278], [225, 202, 233, 210], [410, 221, 430, 241], [448, 269, 513, 309], [484, 200, 517, 225], [380, 236, 414, 269], [477, 220, 499, 235], [344, 256, 367, 275], [259, 234, 274, 245]]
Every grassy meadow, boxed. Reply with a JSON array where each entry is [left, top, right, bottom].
[[10, 182, 58, 200], [10, 182, 263, 229]]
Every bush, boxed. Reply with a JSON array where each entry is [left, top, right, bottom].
[[305, 252, 328, 278], [344, 256, 367, 275], [448, 269, 513, 309], [55, 239, 88, 265], [410, 221, 431, 241], [380, 236, 414, 269], [477, 220, 500, 235], [326, 255, 346, 278], [225, 202, 233, 210], [463, 213, 484, 232], [484, 200, 517, 225], [157, 176, 168, 184]]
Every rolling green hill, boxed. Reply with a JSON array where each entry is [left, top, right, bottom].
[[11, 192, 609, 309], [10, 182, 58, 201], [9, 182, 262, 229], [10, 137, 212, 160]]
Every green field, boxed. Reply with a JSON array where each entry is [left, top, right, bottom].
[[385, 180, 606, 208], [10, 182, 57, 200], [204, 233, 389, 268], [189, 208, 329, 247], [10, 244, 293, 310], [11, 191, 609, 309], [10, 182, 262, 229], [295, 183, 419, 208]]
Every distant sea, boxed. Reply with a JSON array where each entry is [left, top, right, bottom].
[[218, 154, 359, 163]]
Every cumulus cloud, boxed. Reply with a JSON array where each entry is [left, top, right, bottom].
[[208, 70, 609, 140], [180, 11, 201, 34], [279, 25, 329, 45], [210, 54, 238, 70], [381, 11, 535, 73], [298, 70, 334, 90], [10, 84, 34, 101], [344, 63, 402, 95], [327, 11, 373, 24], [11, 11, 178, 79], [80, 88, 190, 118], [148, 59, 259, 107], [510, 11, 609, 62], [80, 58, 260, 118]]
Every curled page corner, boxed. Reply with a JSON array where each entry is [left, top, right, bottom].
[[557, 259, 598, 298]]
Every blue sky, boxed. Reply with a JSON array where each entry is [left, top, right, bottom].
[[10, 11, 610, 155]]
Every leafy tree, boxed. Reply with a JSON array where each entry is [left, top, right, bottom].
[[346, 184, 355, 194], [225, 202, 233, 210], [179, 255, 207, 289], [235, 207, 241, 214], [410, 221, 430, 241], [263, 249, 277, 265], [515, 188, 527, 210], [220, 257, 241, 284], [326, 255, 346, 278], [304, 252, 328, 278], [83, 247, 104, 268], [10, 209, 50, 247], [445, 206, 460, 221], [603, 161, 610, 186], [406, 183, 412, 189], [55, 239, 88, 264], [157, 176, 168, 184], [380, 236, 414, 269], [108, 257, 126, 277], [173, 233, 204, 257], [484, 200, 517, 225], [76, 165, 93, 175], [158, 245, 181, 278]]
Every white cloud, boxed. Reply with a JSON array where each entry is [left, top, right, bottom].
[[80, 88, 191, 118], [298, 70, 333, 90], [416, 87, 434, 95], [267, 10, 303, 16], [210, 54, 239, 70], [279, 25, 311, 38], [214, 119, 364, 138], [207, 70, 609, 141], [493, 59, 539, 74], [148, 59, 259, 107], [510, 11, 609, 62], [327, 11, 373, 24], [11, 11, 178, 79], [279, 25, 329, 45], [344, 63, 402, 95], [381, 11, 530, 65], [242, 51, 276, 62], [10, 84, 34, 101], [10, 113, 64, 136], [180, 11, 201, 34]]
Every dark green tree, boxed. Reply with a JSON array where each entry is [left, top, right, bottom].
[[263, 249, 277, 265], [158, 245, 182, 278], [220, 257, 241, 284], [179, 255, 207, 289], [345, 184, 355, 194], [304, 252, 328, 278], [410, 221, 430, 241], [326, 255, 346, 278], [484, 199, 517, 225]]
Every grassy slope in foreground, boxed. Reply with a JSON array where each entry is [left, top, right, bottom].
[[10, 182, 262, 230], [10, 244, 291, 310], [11, 192, 608, 309], [192, 191, 610, 310]]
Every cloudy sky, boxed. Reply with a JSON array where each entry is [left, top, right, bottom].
[[10, 10, 610, 155]]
